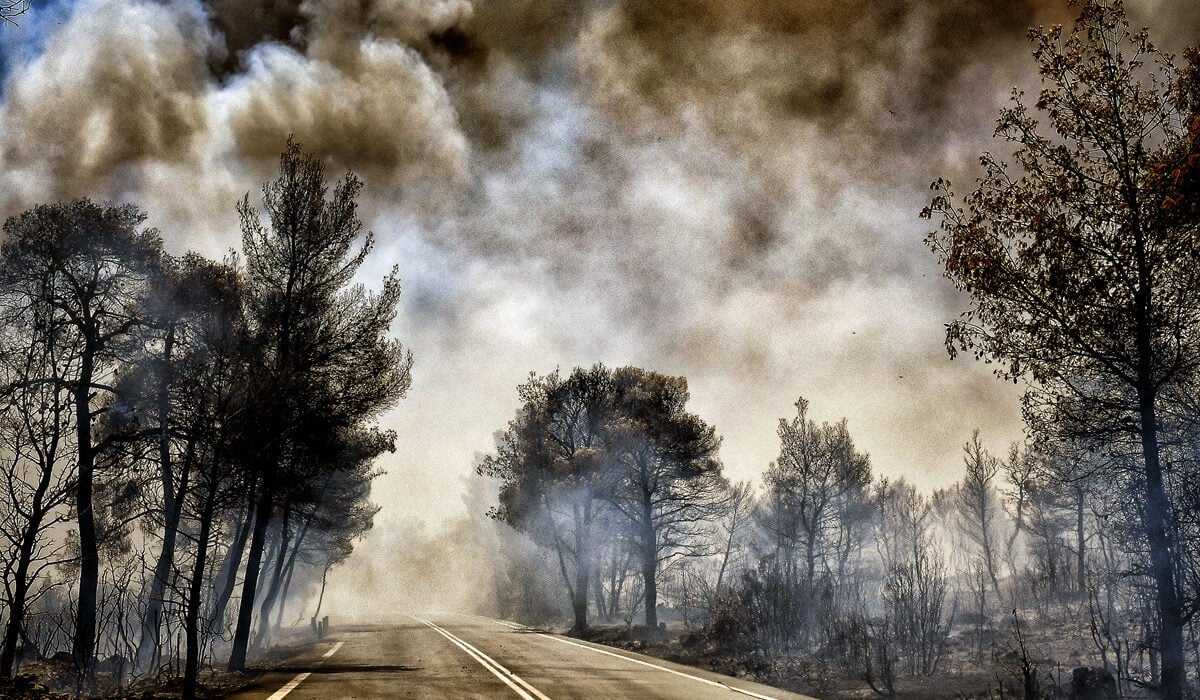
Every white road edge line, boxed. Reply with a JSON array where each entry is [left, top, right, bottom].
[[412, 616, 552, 700], [536, 633, 782, 700], [266, 672, 312, 700], [266, 672, 311, 700], [469, 613, 523, 630], [264, 640, 343, 700], [424, 624, 535, 700]]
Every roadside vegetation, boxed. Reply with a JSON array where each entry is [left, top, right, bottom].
[[0, 140, 411, 697], [479, 3, 1200, 698]]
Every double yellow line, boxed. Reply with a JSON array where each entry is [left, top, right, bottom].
[[411, 616, 551, 700]]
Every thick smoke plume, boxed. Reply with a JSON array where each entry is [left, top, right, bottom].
[[0, 0, 1196, 612]]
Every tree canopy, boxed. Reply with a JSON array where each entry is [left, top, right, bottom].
[[923, 3, 1200, 696]]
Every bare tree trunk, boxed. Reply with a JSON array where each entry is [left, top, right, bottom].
[[716, 525, 735, 591], [1, 517, 42, 676], [183, 479, 217, 700], [593, 576, 607, 622], [71, 345, 98, 675], [569, 500, 592, 634], [273, 559, 297, 633], [0, 432, 59, 677], [253, 502, 292, 653], [640, 488, 657, 629], [1138, 392, 1184, 700], [228, 482, 274, 671], [211, 490, 256, 628], [137, 326, 179, 669], [981, 521, 1001, 599], [312, 563, 330, 623], [1075, 484, 1087, 595], [273, 512, 311, 632]]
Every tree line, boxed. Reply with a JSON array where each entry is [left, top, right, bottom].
[[481, 3, 1200, 698], [0, 139, 411, 697]]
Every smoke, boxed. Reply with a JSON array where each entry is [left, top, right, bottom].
[[0, 1, 212, 204], [1, 0, 1196, 612], [321, 474, 566, 621]]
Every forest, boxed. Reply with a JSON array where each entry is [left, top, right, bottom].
[[0, 0, 1197, 698], [0, 140, 412, 697], [476, 4, 1200, 699]]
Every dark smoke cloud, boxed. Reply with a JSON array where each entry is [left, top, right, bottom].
[[0, 0, 213, 207], [575, 0, 1076, 162], [223, 40, 468, 190], [205, 0, 306, 74], [1, 0, 1197, 616]]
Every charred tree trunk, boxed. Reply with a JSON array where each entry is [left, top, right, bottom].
[[1129, 211, 1185, 700], [568, 499, 592, 635], [640, 485, 657, 629], [0, 490, 53, 676], [593, 576, 607, 622], [211, 489, 256, 628], [71, 341, 98, 675], [1075, 484, 1087, 595], [312, 563, 330, 623], [137, 327, 181, 669], [1139, 390, 1184, 700], [272, 557, 297, 633], [0, 398, 61, 677], [253, 501, 291, 653], [0, 527, 38, 677], [273, 513, 311, 632], [227, 478, 274, 671], [183, 478, 218, 700]]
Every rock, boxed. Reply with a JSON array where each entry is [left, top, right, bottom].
[[1070, 666, 1117, 699], [48, 651, 73, 665], [94, 654, 126, 674]]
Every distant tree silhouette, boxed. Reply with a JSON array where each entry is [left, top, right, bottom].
[[759, 397, 871, 650], [481, 366, 616, 634], [955, 431, 1002, 598], [483, 365, 725, 630], [602, 367, 724, 629]]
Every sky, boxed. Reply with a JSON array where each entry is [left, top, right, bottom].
[[1, 0, 1198, 609]]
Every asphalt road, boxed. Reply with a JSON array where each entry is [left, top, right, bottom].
[[225, 613, 816, 699]]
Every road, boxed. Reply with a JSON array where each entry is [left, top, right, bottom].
[[226, 613, 816, 699]]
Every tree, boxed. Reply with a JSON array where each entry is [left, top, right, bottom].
[[923, 3, 1200, 696], [162, 256, 251, 700], [955, 431, 1003, 598], [0, 201, 163, 674], [481, 366, 615, 633], [0, 1, 29, 26], [126, 257, 213, 670], [602, 366, 724, 629], [761, 399, 872, 610], [227, 138, 412, 670], [1000, 442, 1036, 567], [873, 478, 953, 678], [482, 365, 724, 631], [714, 480, 755, 592], [250, 427, 389, 652], [0, 266, 79, 677]]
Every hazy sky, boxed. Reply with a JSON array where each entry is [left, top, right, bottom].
[[2, 0, 1198, 605]]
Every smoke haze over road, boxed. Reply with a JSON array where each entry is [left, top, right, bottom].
[[1, 0, 1196, 614]]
